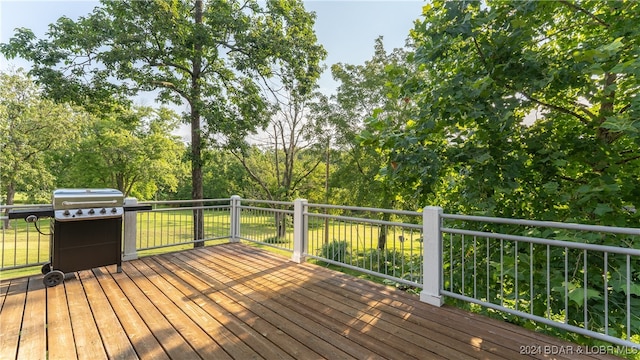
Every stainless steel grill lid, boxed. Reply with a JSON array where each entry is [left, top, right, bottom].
[[52, 188, 124, 209], [52, 188, 124, 221]]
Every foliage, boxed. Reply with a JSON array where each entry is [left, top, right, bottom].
[[357, 248, 419, 278], [229, 24, 328, 205], [313, 37, 417, 210], [0, 69, 86, 205], [357, 0, 640, 347], [230, 145, 327, 202], [1, 0, 326, 241], [441, 227, 640, 349], [370, 0, 639, 227], [262, 236, 289, 244], [317, 240, 349, 262], [53, 106, 186, 199]]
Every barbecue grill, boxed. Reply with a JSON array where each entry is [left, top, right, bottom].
[[9, 188, 150, 287]]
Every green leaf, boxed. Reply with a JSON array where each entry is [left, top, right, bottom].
[[601, 117, 639, 134], [611, 279, 640, 297], [473, 153, 492, 164], [542, 182, 558, 194], [568, 286, 602, 306], [601, 37, 624, 53], [593, 203, 613, 216]]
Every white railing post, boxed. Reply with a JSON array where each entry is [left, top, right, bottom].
[[122, 197, 138, 261], [230, 195, 241, 243], [291, 198, 308, 263], [421, 206, 443, 306]]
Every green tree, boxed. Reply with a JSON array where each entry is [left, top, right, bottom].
[[2, 0, 325, 244], [230, 82, 327, 203], [227, 32, 328, 237], [172, 148, 250, 200], [311, 38, 416, 248], [368, 0, 639, 343], [0, 69, 84, 218], [54, 106, 186, 199], [317, 37, 415, 209], [375, 0, 639, 226]]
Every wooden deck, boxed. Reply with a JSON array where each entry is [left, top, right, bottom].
[[0, 243, 619, 360]]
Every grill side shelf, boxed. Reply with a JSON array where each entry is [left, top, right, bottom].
[[123, 205, 152, 212], [8, 207, 54, 219]]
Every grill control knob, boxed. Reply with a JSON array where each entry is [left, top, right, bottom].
[[111, 207, 118, 213], [76, 209, 83, 215], [100, 208, 107, 214], [63, 209, 71, 216], [89, 209, 95, 214]]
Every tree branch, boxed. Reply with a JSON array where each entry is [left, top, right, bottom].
[[229, 148, 274, 200], [290, 157, 323, 192], [618, 103, 631, 114], [150, 80, 190, 103], [472, 36, 596, 126], [558, 0, 610, 28], [472, 37, 489, 69], [149, 60, 193, 77], [510, 86, 592, 126], [616, 154, 640, 165]]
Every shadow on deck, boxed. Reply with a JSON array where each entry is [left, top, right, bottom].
[[0, 243, 619, 359]]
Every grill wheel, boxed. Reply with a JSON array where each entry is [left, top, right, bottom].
[[43, 270, 65, 287], [41, 263, 52, 275]]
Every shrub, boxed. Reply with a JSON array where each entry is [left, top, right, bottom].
[[317, 240, 349, 262], [262, 236, 289, 244]]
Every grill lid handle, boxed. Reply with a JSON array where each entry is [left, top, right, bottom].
[[61, 200, 118, 207]]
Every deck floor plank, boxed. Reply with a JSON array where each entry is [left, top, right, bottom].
[[224, 245, 520, 359], [178, 250, 389, 360], [0, 279, 10, 300], [224, 244, 620, 360], [129, 258, 262, 360], [91, 267, 170, 360], [0, 278, 29, 359], [204, 246, 456, 360], [113, 263, 201, 360], [141, 256, 293, 360], [170, 250, 358, 359], [0, 278, 28, 360], [77, 269, 139, 360], [303, 263, 587, 359], [180, 249, 396, 359], [64, 274, 108, 360], [0, 243, 624, 360], [151, 255, 316, 360], [121, 261, 233, 360], [236, 245, 588, 360], [46, 277, 78, 360], [211, 245, 486, 360], [16, 277, 46, 360]]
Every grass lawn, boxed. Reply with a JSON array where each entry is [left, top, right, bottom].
[[2, 209, 424, 283]]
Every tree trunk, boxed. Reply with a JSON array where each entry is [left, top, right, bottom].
[[324, 140, 329, 244], [192, 0, 205, 247], [275, 211, 286, 238], [377, 189, 393, 250], [377, 226, 387, 250], [1, 183, 15, 230]]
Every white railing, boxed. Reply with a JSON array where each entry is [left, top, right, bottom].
[[302, 201, 424, 292], [233, 197, 296, 252], [438, 213, 640, 349], [129, 198, 232, 256], [2, 197, 639, 350], [1, 204, 52, 271]]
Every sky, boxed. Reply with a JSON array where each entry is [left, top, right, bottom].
[[0, 0, 425, 140], [0, 0, 425, 93]]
